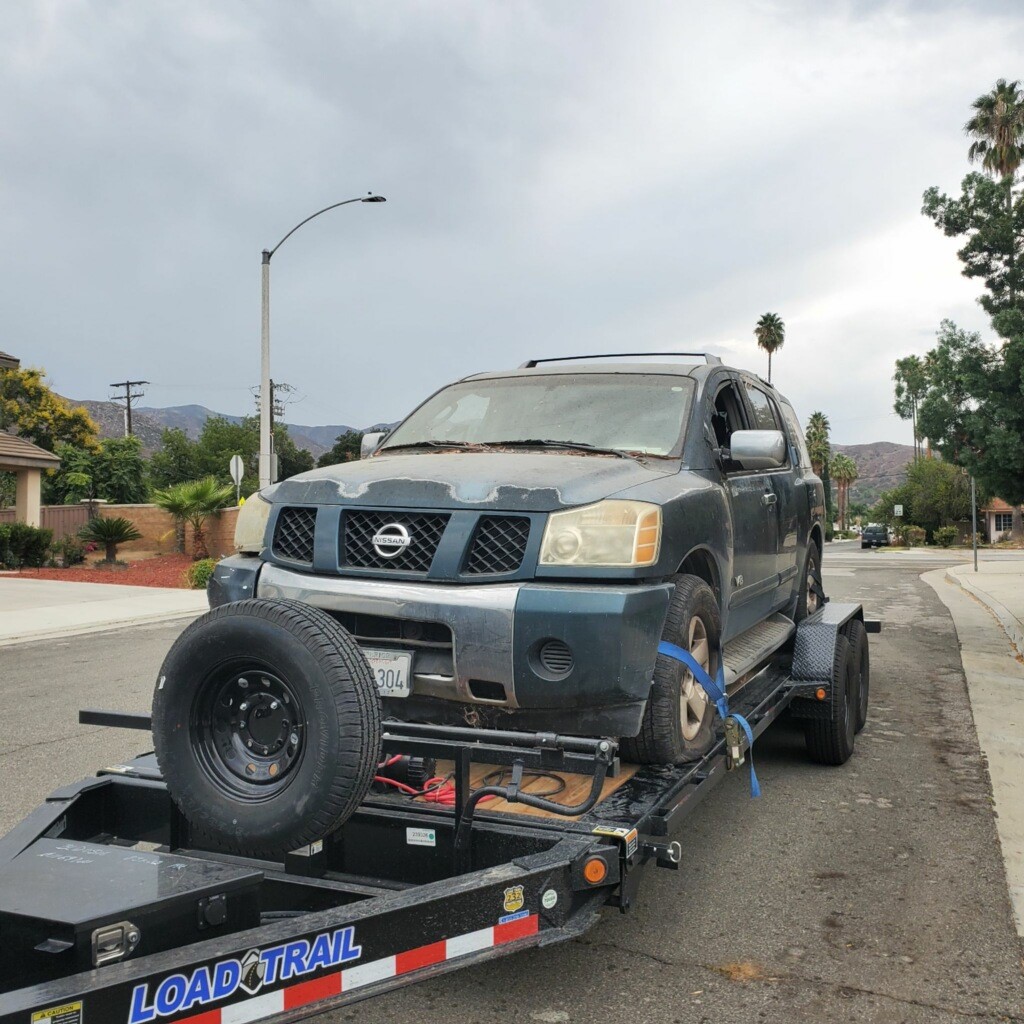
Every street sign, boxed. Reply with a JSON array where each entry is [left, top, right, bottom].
[[229, 455, 245, 504], [894, 504, 903, 517]]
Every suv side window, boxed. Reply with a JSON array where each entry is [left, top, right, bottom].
[[710, 380, 748, 471], [743, 383, 781, 431], [779, 403, 812, 470]]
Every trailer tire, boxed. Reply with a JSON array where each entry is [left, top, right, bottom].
[[621, 574, 721, 765], [152, 599, 381, 857], [804, 633, 856, 765], [844, 619, 870, 733]]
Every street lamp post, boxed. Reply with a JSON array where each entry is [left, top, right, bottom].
[[259, 194, 386, 488]]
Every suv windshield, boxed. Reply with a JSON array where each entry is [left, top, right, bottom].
[[382, 373, 695, 456]]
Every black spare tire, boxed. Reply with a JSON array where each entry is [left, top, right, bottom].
[[152, 599, 381, 857]]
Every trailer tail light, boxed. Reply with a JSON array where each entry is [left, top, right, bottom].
[[583, 857, 609, 885]]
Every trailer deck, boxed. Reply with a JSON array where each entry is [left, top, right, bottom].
[[0, 603, 878, 1024]]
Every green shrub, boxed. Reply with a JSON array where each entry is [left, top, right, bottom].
[[905, 525, 927, 547], [935, 526, 958, 548], [51, 535, 87, 566], [79, 516, 142, 563], [185, 558, 218, 590], [0, 522, 54, 568]]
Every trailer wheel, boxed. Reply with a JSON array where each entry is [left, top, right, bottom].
[[152, 599, 381, 857], [621, 574, 721, 765], [804, 633, 856, 765], [844, 619, 870, 733]]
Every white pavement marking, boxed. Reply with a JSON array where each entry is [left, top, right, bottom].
[[925, 568, 1024, 937], [0, 578, 208, 646]]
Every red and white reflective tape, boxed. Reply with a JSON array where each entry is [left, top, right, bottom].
[[177, 914, 539, 1024]]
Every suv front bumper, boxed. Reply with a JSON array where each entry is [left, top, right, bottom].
[[211, 557, 672, 736]]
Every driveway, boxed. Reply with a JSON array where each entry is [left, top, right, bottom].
[[0, 576, 207, 646]]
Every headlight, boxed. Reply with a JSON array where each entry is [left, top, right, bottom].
[[234, 493, 272, 553], [539, 500, 662, 567]]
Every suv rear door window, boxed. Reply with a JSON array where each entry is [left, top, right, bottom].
[[743, 383, 781, 431]]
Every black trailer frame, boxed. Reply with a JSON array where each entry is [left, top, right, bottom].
[[0, 603, 878, 1024]]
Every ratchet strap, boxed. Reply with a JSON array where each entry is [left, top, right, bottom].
[[657, 641, 761, 798]]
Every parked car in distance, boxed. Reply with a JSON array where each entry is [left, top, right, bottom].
[[861, 524, 890, 549]]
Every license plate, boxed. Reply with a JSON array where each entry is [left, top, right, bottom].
[[363, 648, 413, 698]]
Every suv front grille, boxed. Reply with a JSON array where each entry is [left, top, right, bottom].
[[273, 507, 317, 564], [464, 516, 531, 575], [342, 511, 449, 573]]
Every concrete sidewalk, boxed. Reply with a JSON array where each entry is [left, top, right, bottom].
[[926, 558, 1024, 937], [946, 561, 1024, 655], [0, 578, 207, 646]]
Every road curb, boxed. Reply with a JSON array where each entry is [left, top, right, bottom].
[[945, 568, 1024, 655]]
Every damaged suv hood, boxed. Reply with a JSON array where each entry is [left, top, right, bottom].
[[267, 452, 679, 512]]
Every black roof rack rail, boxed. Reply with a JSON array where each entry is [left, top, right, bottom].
[[519, 352, 723, 368]]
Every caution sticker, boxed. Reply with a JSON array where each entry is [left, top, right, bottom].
[[592, 825, 639, 858], [31, 1002, 83, 1024]]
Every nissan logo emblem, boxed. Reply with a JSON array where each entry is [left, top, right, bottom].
[[371, 523, 412, 558]]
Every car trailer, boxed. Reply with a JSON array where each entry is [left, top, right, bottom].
[[0, 602, 878, 1024]]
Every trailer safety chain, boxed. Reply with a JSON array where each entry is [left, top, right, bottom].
[[657, 641, 761, 798]]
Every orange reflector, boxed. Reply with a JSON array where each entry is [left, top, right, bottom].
[[816, 687, 827, 701], [583, 857, 608, 884]]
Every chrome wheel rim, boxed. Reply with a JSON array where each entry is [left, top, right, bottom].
[[679, 615, 710, 741], [806, 555, 820, 615]]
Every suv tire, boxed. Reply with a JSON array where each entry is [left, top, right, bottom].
[[794, 542, 824, 622], [621, 574, 720, 765], [152, 599, 381, 857]]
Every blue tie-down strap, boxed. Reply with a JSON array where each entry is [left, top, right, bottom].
[[657, 640, 761, 798]]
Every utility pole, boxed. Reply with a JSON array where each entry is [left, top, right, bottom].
[[252, 380, 295, 482], [109, 380, 149, 437]]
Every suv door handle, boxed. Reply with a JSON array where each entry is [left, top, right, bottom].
[[761, 492, 778, 508]]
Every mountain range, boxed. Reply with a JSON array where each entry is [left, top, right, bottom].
[[71, 397, 914, 505]]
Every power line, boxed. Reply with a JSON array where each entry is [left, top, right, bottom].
[[109, 379, 150, 437]]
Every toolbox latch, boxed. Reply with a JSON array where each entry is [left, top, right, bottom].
[[91, 920, 140, 967]]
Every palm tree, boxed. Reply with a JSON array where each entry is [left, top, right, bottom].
[[153, 477, 235, 560], [965, 79, 1024, 304], [79, 516, 141, 564], [830, 453, 859, 532], [805, 411, 831, 476], [893, 355, 929, 461], [754, 312, 785, 383]]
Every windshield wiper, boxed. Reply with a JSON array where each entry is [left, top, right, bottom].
[[378, 440, 485, 453], [488, 439, 634, 459]]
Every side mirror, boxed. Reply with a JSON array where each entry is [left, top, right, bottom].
[[360, 432, 385, 459], [729, 430, 786, 470]]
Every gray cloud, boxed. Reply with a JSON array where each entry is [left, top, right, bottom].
[[1, 0, 1021, 444]]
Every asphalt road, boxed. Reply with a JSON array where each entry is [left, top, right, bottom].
[[1, 553, 1022, 1023]]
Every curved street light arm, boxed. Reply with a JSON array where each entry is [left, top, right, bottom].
[[264, 194, 385, 261]]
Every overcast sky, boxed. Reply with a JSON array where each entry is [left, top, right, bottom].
[[2, 0, 1021, 445]]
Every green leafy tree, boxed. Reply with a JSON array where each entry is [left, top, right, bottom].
[[0, 366, 98, 451], [915, 318, 1024, 538], [149, 417, 313, 493], [47, 436, 148, 505], [893, 355, 928, 461], [153, 477, 235, 560], [80, 516, 142, 564], [871, 458, 975, 540], [149, 428, 201, 489], [317, 431, 364, 468], [754, 312, 785, 383], [805, 411, 831, 476]]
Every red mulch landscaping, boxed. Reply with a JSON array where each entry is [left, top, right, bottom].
[[12, 555, 195, 589]]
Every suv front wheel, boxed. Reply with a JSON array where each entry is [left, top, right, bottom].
[[621, 574, 721, 765]]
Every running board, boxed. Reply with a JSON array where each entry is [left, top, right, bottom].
[[723, 614, 795, 689]]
